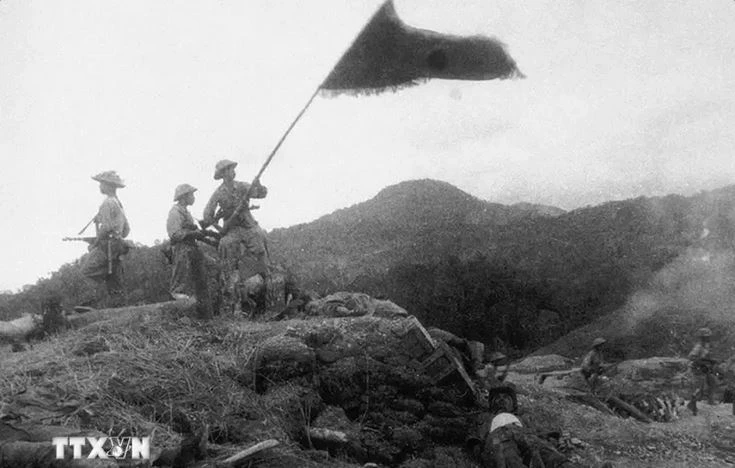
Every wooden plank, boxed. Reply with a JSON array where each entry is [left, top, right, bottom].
[[605, 396, 653, 423], [221, 439, 279, 465]]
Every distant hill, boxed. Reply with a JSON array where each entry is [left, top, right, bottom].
[[270, 179, 735, 355], [269, 179, 564, 288]]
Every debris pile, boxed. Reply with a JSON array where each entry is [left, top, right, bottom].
[[617, 392, 686, 422]]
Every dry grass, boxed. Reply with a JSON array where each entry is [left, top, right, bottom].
[[0, 307, 336, 464]]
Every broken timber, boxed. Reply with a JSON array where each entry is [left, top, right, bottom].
[[219, 439, 279, 466], [397, 317, 477, 396], [604, 395, 653, 423]]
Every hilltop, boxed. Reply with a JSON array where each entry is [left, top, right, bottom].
[[268, 179, 563, 282]]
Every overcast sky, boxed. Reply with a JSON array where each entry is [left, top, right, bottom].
[[1, 0, 734, 292]]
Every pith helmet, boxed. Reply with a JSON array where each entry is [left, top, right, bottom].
[[173, 184, 197, 201], [488, 351, 507, 363], [592, 337, 607, 348], [213, 159, 237, 180], [697, 327, 712, 338], [91, 170, 125, 188]]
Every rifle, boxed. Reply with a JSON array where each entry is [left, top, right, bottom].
[[220, 181, 263, 235], [62, 236, 97, 244], [537, 363, 617, 385], [197, 220, 223, 239], [107, 238, 113, 274], [194, 228, 221, 248], [77, 216, 97, 235], [199, 208, 224, 232]]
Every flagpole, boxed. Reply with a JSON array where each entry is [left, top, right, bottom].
[[252, 86, 321, 182], [249, 0, 388, 186]]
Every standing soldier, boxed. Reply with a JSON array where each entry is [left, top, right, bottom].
[[202, 159, 269, 316], [580, 337, 607, 393], [167, 184, 217, 319], [687, 327, 717, 415], [167, 184, 203, 297], [81, 170, 131, 306]]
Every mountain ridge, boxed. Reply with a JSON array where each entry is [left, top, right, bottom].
[[269, 178, 735, 355]]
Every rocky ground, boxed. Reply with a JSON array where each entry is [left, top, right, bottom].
[[515, 376, 735, 467], [0, 301, 734, 467]]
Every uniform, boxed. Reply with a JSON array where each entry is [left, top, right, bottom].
[[203, 161, 269, 314], [580, 338, 606, 393], [82, 172, 130, 299], [167, 203, 204, 298], [688, 339, 716, 410], [166, 184, 220, 318]]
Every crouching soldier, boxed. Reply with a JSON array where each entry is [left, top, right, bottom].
[[81, 171, 131, 306], [687, 327, 717, 415], [580, 338, 608, 394], [167, 184, 219, 319]]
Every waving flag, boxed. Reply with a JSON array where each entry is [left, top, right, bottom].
[[251, 1, 522, 184], [321, 0, 523, 94]]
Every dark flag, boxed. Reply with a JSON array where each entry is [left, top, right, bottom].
[[321, 0, 523, 94], [249, 1, 522, 185]]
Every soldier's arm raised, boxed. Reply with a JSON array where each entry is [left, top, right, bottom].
[[249, 178, 268, 199]]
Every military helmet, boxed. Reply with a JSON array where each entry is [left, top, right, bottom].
[[697, 327, 712, 338], [213, 159, 238, 180], [173, 183, 197, 201], [488, 351, 507, 363], [91, 170, 125, 188], [592, 337, 607, 348]]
